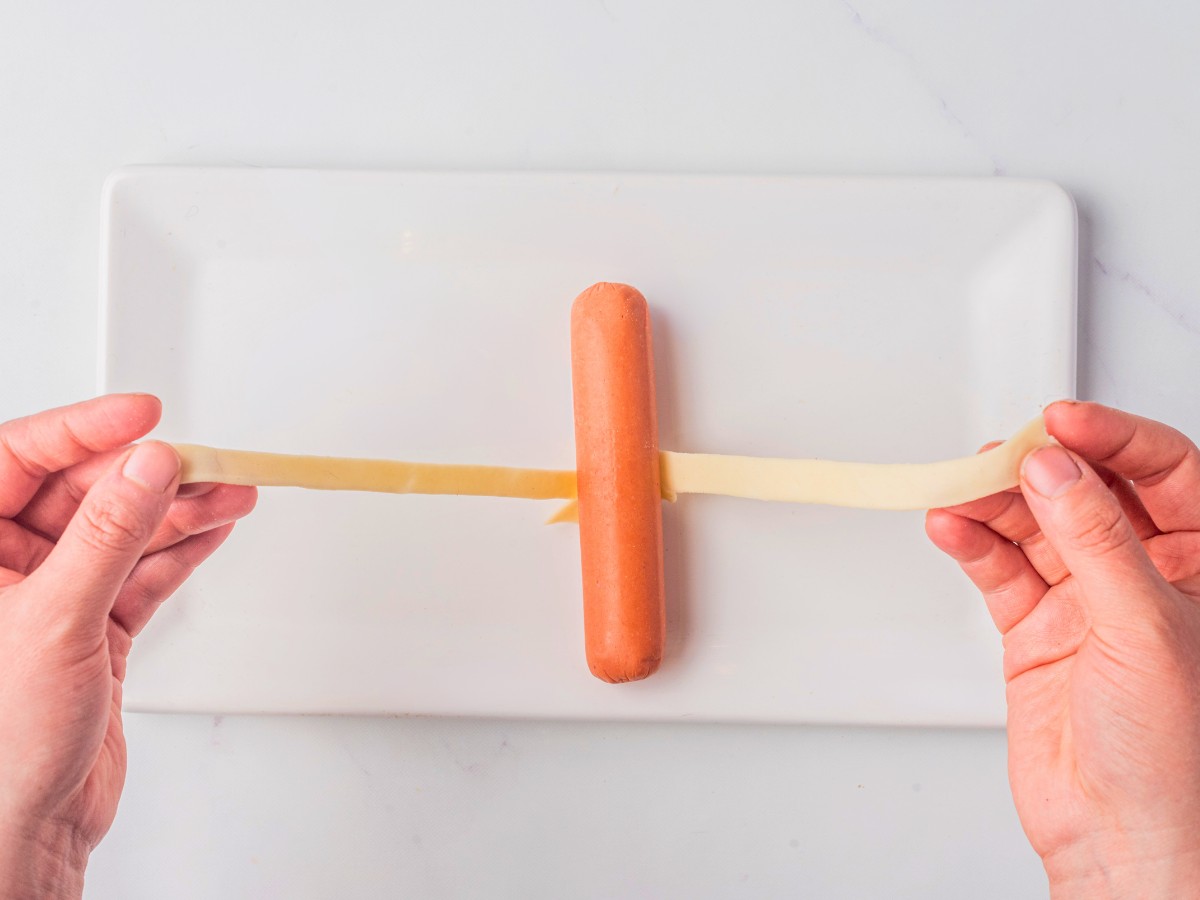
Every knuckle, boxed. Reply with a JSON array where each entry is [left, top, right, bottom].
[[1069, 503, 1133, 555], [1148, 536, 1200, 584], [106, 616, 134, 659], [79, 496, 148, 553], [112, 566, 163, 637]]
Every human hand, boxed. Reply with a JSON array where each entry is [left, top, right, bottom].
[[0, 395, 256, 899], [926, 401, 1200, 898]]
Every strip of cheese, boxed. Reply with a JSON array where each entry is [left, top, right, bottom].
[[544, 499, 581, 524], [658, 415, 1050, 511], [172, 414, 1050, 512], [173, 445, 578, 499]]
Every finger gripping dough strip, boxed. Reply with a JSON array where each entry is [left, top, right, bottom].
[[659, 414, 1051, 511], [173, 444, 578, 500]]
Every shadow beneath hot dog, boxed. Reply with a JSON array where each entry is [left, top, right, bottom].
[[651, 307, 697, 675]]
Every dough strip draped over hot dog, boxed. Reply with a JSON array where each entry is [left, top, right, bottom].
[[174, 414, 1051, 511]]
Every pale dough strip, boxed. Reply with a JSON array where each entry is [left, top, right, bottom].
[[172, 414, 1050, 512], [659, 415, 1050, 511], [173, 445, 578, 500]]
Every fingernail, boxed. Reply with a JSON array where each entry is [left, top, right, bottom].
[[123, 442, 180, 493], [1044, 398, 1079, 413], [1022, 445, 1081, 499]]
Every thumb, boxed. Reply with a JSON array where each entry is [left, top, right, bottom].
[[1020, 444, 1167, 626], [31, 442, 180, 633]]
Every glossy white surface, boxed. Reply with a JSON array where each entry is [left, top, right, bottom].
[[3, 1, 1197, 897], [102, 169, 1073, 724]]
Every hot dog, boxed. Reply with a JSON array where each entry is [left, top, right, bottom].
[[570, 282, 666, 683]]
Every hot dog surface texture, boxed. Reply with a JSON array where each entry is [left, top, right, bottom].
[[570, 282, 666, 683]]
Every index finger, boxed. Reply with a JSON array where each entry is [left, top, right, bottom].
[[0, 394, 161, 517], [1044, 400, 1200, 533]]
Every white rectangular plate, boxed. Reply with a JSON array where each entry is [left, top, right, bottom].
[[101, 168, 1075, 725]]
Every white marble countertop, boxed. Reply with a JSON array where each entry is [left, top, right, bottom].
[[2, 2, 1196, 897]]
